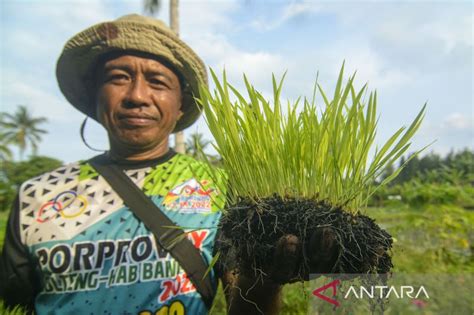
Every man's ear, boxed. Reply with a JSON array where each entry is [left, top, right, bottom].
[[177, 110, 184, 121]]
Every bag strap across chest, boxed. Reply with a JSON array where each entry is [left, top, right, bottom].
[[89, 155, 216, 310]]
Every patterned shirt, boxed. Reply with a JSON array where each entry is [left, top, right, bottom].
[[1, 151, 226, 315]]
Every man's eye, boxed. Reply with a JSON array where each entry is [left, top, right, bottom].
[[149, 77, 168, 88], [107, 74, 129, 83]]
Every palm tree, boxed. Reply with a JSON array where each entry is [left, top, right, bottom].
[[0, 142, 12, 161], [0, 105, 47, 159], [144, 0, 186, 154], [144, 0, 161, 15], [186, 132, 211, 160]]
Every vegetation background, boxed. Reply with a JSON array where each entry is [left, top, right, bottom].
[[1, 105, 473, 314]]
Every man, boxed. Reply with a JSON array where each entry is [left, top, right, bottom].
[[0, 14, 336, 314]]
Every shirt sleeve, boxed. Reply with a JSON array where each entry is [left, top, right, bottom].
[[0, 194, 39, 311]]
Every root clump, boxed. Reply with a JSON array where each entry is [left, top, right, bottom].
[[216, 195, 393, 279]]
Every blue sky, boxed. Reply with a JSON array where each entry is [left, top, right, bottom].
[[1, 0, 472, 163]]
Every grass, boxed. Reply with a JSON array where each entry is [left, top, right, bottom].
[[365, 204, 474, 273]]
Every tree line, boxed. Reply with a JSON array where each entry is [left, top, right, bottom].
[[382, 149, 474, 186], [372, 149, 474, 208]]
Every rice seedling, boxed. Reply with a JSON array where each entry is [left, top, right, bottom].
[[0, 301, 27, 315], [197, 64, 426, 281]]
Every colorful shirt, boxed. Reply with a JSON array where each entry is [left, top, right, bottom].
[[1, 151, 226, 315]]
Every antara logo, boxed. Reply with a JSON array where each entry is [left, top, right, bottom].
[[344, 285, 430, 299], [312, 278, 430, 307], [312, 279, 341, 307]]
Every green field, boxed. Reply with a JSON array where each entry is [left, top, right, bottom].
[[1, 204, 472, 314]]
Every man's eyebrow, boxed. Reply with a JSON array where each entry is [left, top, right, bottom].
[[101, 64, 133, 75], [145, 69, 174, 82], [102, 64, 174, 81]]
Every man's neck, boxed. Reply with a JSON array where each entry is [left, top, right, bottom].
[[108, 140, 171, 162]]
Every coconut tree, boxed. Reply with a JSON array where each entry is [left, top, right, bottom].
[[0, 142, 12, 162], [0, 105, 47, 160], [185, 132, 211, 160], [144, 0, 186, 154], [144, 0, 161, 15]]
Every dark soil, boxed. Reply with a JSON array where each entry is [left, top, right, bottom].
[[216, 195, 393, 279]]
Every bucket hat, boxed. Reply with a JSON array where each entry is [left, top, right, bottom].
[[56, 14, 207, 132]]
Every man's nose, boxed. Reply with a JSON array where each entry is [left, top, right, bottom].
[[124, 76, 150, 107]]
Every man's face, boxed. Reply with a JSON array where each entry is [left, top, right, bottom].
[[95, 53, 183, 153]]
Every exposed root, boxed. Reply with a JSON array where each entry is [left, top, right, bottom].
[[216, 195, 394, 278]]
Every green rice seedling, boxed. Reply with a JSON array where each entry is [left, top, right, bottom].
[[197, 64, 426, 279], [0, 301, 27, 315]]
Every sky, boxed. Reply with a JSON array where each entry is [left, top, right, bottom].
[[0, 0, 472, 163]]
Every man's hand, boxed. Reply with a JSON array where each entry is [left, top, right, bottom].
[[267, 234, 301, 283], [307, 227, 340, 275], [267, 227, 340, 284], [222, 228, 340, 314]]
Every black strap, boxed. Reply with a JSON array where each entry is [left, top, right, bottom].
[[89, 154, 216, 309]]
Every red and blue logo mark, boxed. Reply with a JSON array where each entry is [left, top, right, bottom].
[[37, 190, 89, 223]]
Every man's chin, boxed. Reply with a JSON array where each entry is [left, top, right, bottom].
[[108, 128, 171, 153], [123, 139, 162, 150], [112, 134, 166, 150]]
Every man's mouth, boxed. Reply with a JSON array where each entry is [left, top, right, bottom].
[[118, 114, 158, 127]]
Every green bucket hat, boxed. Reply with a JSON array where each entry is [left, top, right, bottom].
[[56, 14, 207, 132]]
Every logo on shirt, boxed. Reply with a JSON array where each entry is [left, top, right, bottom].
[[37, 190, 89, 223], [163, 179, 214, 213]]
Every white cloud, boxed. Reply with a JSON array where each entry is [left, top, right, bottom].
[[185, 31, 285, 103], [180, 0, 237, 32], [443, 112, 474, 130], [1, 78, 78, 123], [171, 1, 285, 87], [438, 13, 473, 52], [250, 2, 321, 31], [324, 2, 472, 77], [247, 2, 472, 78], [374, 5, 473, 53], [21, 1, 113, 34], [414, 111, 474, 156], [4, 29, 45, 56], [319, 42, 413, 90], [276, 39, 416, 103], [219, 51, 284, 86]]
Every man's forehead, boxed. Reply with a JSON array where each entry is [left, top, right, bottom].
[[99, 51, 173, 70], [94, 50, 184, 85]]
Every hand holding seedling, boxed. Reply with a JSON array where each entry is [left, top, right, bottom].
[[266, 227, 339, 284], [198, 64, 426, 313], [221, 228, 341, 314]]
